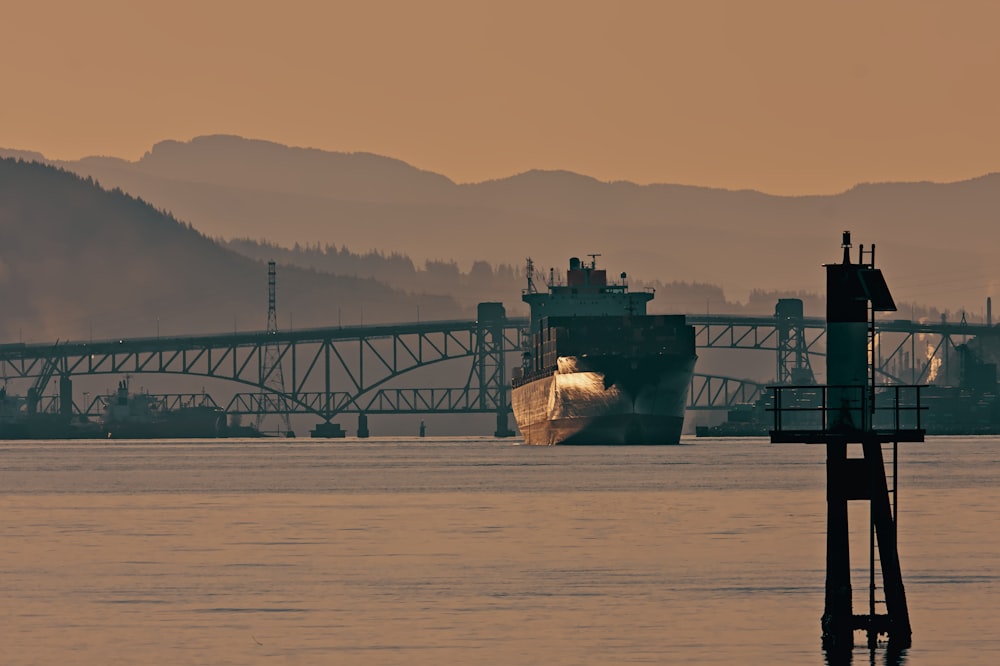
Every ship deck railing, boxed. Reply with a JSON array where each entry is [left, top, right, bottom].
[[511, 365, 559, 389], [767, 384, 926, 444]]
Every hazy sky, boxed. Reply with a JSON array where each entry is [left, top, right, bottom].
[[5, 1, 999, 194]]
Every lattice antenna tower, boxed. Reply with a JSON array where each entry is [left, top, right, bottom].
[[257, 261, 293, 435]]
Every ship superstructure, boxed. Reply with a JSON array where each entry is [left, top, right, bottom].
[[511, 256, 696, 445], [102, 379, 226, 439]]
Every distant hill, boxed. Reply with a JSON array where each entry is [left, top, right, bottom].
[[220, 237, 776, 316], [0, 158, 462, 343], [4, 135, 999, 315]]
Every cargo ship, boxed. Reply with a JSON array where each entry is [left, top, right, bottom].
[[0, 386, 101, 439], [511, 256, 697, 445], [102, 380, 227, 439]]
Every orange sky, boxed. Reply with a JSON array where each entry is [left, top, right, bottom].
[[4, 0, 1000, 194]]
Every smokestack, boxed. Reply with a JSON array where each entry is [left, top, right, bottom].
[[988, 297, 993, 327]]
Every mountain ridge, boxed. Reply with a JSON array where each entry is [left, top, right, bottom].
[[3, 136, 999, 312], [12, 133, 997, 196]]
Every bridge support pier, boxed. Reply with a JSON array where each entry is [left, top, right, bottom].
[[477, 302, 515, 438], [357, 412, 370, 438], [60, 375, 73, 417], [309, 421, 346, 438], [495, 411, 514, 438]]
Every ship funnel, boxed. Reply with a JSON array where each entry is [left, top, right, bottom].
[[569, 257, 581, 270]]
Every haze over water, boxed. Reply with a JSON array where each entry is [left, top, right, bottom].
[[2, 437, 998, 665]]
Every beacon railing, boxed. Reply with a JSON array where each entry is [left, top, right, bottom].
[[768, 384, 926, 443]]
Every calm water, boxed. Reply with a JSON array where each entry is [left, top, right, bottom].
[[1, 436, 998, 665]]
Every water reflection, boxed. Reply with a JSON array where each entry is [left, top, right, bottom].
[[822, 641, 908, 666]]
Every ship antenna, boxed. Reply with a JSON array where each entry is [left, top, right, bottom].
[[525, 257, 537, 294], [587, 253, 601, 269]]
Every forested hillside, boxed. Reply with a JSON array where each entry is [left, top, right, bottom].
[[0, 158, 462, 343]]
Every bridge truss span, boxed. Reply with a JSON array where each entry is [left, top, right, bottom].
[[0, 321, 523, 423], [688, 314, 828, 355], [3, 311, 998, 426]]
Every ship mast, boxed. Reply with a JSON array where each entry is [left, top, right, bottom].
[[525, 257, 537, 294]]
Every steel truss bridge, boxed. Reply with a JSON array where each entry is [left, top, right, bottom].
[[1, 311, 996, 434]]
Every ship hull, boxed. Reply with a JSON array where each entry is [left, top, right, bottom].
[[0, 415, 101, 440], [103, 406, 227, 439], [512, 354, 695, 445]]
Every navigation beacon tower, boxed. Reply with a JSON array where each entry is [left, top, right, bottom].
[[770, 232, 925, 653]]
